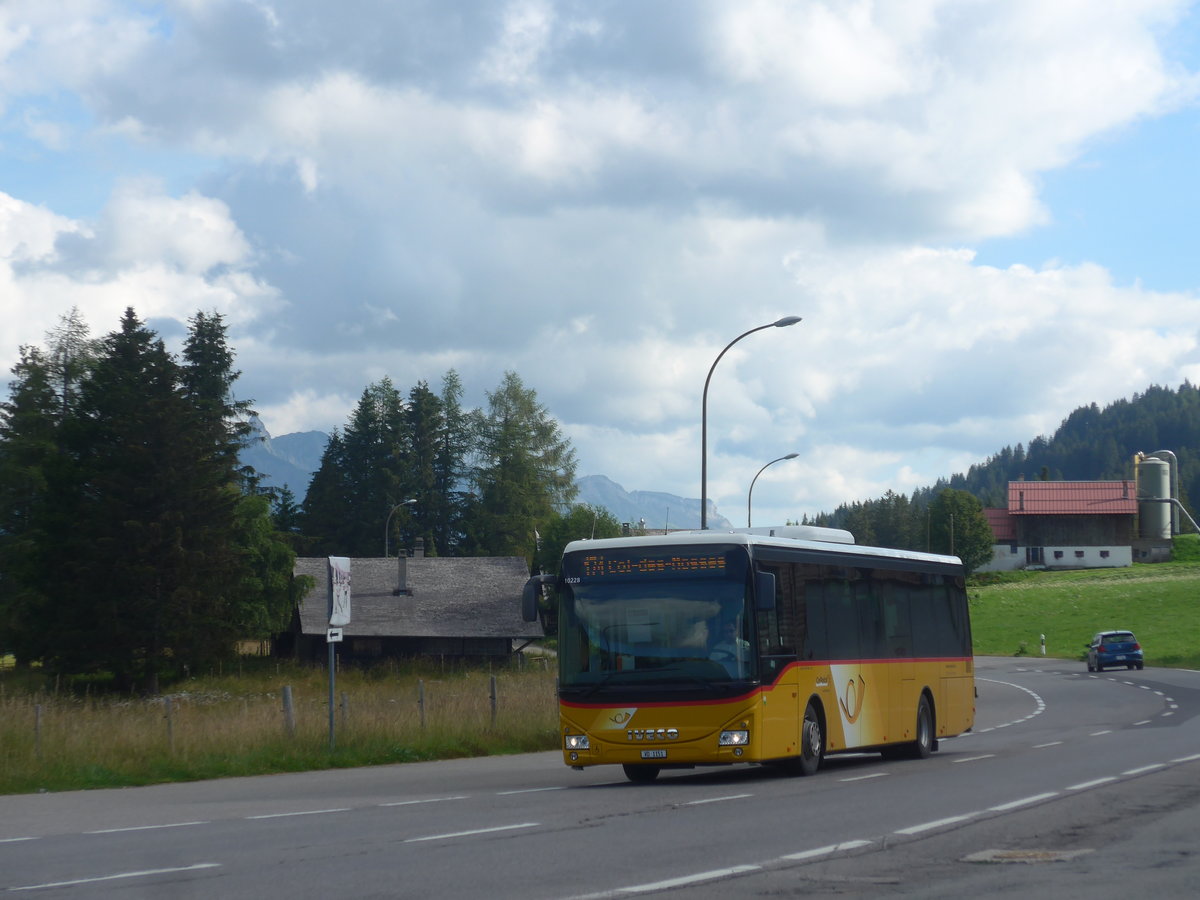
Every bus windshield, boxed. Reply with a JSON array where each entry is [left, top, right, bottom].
[[557, 545, 754, 687]]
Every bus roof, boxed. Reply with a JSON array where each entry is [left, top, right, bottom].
[[561, 529, 964, 570]]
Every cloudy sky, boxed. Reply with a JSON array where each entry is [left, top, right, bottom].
[[3, 0, 1200, 527]]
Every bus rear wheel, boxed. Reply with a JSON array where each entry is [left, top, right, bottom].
[[911, 695, 934, 759], [623, 764, 661, 784]]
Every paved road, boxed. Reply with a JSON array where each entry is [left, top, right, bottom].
[[2, 657, 1198, 897]]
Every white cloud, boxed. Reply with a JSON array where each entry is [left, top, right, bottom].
[[1, 0, 1199, 527], [0, 182, 280, 377]]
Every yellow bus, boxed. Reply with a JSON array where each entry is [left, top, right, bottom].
[[522, 527, 974, 783]]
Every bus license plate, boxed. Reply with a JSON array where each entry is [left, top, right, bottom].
[[641, 749, 667, 759]]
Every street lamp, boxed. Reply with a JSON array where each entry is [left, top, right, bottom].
[[384, 499, 417, 557], [747, 453, 799, 527], [701, 316, 802, 529]]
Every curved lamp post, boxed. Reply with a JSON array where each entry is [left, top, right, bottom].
[[747, 453, 799, 527], [384, 499, 417, 557], [701, 316, 802, 529]]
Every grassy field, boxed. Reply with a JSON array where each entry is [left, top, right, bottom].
[[969, 539, 1200, 668], [0, 659, 559, 795]]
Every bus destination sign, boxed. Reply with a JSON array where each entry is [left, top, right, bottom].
[[579, 552, 727, 579]]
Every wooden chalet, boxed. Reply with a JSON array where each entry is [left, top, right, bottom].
[[276, 550, 543, 664]]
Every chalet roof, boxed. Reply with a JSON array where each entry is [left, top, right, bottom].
[[984, 508, 1017, 541], [292, 556, 543, 639], [1006, 480, 1137, 516]]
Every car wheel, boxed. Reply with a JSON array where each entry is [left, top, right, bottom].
[[1136, 663, 1144, 670], [798, 701, 824, 776], [1087, 659, 1094, 672], [622, 764, 660, 784]]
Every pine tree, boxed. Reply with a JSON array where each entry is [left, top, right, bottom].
[[14, 308, 294, 691], [44, 307, 98, 421], [343, 379, 408, 556], [405, 380, 443, 555], [466, 371, 577, 559], [301, 430, 352, 555], [0, 347, 60, 665], [433, 369, 474, 555]]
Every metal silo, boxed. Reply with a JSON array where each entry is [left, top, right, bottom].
[[1137, 456, 1171, 540]]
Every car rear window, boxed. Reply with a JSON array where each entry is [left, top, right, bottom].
[[1102, 633, 1135, 644]]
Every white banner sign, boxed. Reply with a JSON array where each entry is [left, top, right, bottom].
[[328, 556, 351, 627]]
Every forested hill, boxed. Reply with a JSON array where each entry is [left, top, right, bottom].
[[819, 383, 1199, 531]]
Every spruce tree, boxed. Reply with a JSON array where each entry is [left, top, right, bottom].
[[0, 347, 59, 665], [467, 371, 578, 559]]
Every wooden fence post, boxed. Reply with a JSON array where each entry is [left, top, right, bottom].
[[489, 674, 498, 730], [418, 679, 426, 730], [34, 703, 42, 760], [164, 697, 175, 755], [282, 685, 296, 738]]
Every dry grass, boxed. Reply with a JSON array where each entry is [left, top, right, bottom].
[[0, 657, 559, 795]]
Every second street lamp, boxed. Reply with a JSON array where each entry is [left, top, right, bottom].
[[747, 453, 799, 527], [384, 499, 417, 557], [701, 316, 802, 529]]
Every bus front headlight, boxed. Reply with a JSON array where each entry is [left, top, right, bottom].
[[718, 730, 749, 746], [564, 733, 590, 750]]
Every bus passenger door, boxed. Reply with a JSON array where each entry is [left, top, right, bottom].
[[755, 564, 802, 759]]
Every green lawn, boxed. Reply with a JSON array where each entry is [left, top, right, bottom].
[[969, 551, 1200, 669]]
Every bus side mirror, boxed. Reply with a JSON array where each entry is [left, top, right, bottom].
[[755, 570, 776, 611], [522, 574, 557, 622]]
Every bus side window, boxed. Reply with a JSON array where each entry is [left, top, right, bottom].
[[881, 581, 912, 658], [755, 564, 783, 654]]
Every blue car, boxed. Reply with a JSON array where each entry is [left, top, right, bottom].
[[1086, 630, 1144, 672]]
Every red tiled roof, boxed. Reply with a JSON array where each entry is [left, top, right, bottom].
[[1007, 481, 1137, 515], [984, 508, 1017, 541]]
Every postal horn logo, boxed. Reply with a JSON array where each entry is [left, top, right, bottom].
[[839, 675, 866, 724], [608, 709, 634, 726]]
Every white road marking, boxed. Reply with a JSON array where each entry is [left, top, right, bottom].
[[1034, 741, 1063, 748], [246, 807, 351, 820], [988, 792, 1058, 812], [839, 772, 888, 782], [379, 795, 468, 806], [1089, 730, 1112, 736], [8, 863, 219, 892], [497, 787, 565, 795], [404, 822, 540, 843], [894, 814, 975, 835], [609, 864, 762, 893], [1122, 764, 1166, 776], [685, 794, 753, 806], [85, 822, 207, 834], [1067, 777, 1117, 790], [0, 838, 38, 844], [952, 755, 996, 764], [781, 840, 873, 861]]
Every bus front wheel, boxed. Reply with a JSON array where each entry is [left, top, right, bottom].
[[798, 701, 824, 776], [623, 764, 661, 784]]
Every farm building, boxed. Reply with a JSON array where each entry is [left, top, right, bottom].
[[275, 549, 543, 664], [980, 480, 1138, 572]]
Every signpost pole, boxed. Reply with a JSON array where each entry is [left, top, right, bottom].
[[326, 557, 352, 753], [328, 640, 336, 751]]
